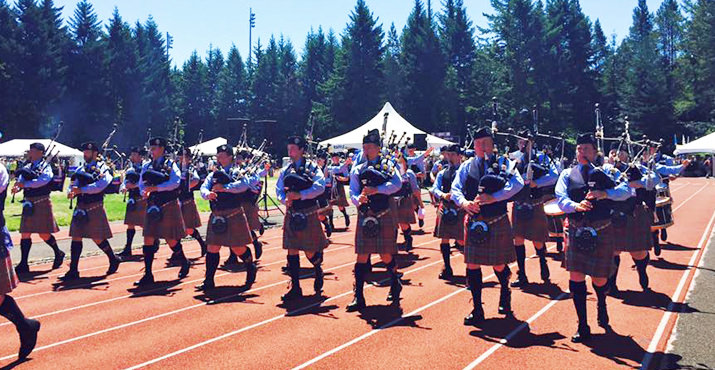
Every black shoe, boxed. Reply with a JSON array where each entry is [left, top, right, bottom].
[[59, 269, 80, 281], [281, 286, 303, 302], [454, 243, 464, 253], [168, 250, 181, 264], [571, 325, 591, 343], [346, 295, 366, 312], [345, 215, 351, 227], [498, 289, 512, 315], [404, 236, 413, 252], [15, 264, 30, 275], [281, 263, 289, 273], [314, 266, 324, 295], [195, 280, 215, 291], [107, 258, 120, 275], [324, 221, 332, 237], [178, 259, 191, 279], [52, 250, 65, 270], [597, 305, 610, 329], [540, 259, 550, 282], [259, 224, 265, 236], [387, 280, 402, 302], [639, 272, 650, 291], [223, 255, 239, 268], [117, 247, 132, 258], [245, 262, 257, 288], [439, 267, 453, 280], [464, 307, 485, 326], [418, 219, 424, 228], [134, 274, 154, 286], [661, 229, 668, 242], [18, 318, 41, 360], [253, 240, 263, 260], [653, 233, 661, 256], [510, 273, 528, 288]]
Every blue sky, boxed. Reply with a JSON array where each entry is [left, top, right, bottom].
[[52, 0, 672, 67]]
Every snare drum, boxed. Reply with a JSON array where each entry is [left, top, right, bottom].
[[544, 199, 566, 238], [651, 196, 674, 231]]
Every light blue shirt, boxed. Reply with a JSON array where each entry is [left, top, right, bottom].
[[200, 164, 251, 199], [0, 163, 9, 194], [555, 163, 631, 214], [348, 156, 401, 207], [406, 153, 426, 172], [326, 161, 350, 187], [275, 158, 326, 204], [430, 164, 460, 199], [450, 156, 525, 208], [18, 159, 53, 188], [139, 156, 181, 193]]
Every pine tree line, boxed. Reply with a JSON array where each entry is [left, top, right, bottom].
[[1, 0, 714, 154]]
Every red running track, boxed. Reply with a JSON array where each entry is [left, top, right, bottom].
[[1, 179, 712, 369]]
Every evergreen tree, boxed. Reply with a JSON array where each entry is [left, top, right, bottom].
[[204, 46, 224, 138], [0, 0, 22, 138], [681, 0, 715, 127], [178, 51, 208, 144], [382, 23, 403, 109], [136, 17, 172, 136], [217, 45, 248, 138]]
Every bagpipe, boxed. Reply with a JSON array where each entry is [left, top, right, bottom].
[[357, 161, 394, 238], [11, 121, 64, 205]]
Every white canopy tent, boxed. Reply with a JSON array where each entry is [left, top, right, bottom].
[[319, 102, 454, 150], [674, 132, 715, 155], [0, 139, 83, 165], [188, 137, 227, 157]]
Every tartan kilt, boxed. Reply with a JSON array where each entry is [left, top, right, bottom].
[[355, 199, 399, 255], [240, 200, 262, 231], [143, 199, 187, 241], [206, 207, 253, 247], [394, 196, 416, 224], [318, 190, 332, 217], [283, 205, 329, 251], [511, 198, 549, 243], [329, 184, 350, 208], [433, 202, 465, 240], [19, 195, 60, 234], [180, 198, 202, 229], [123, 196, 147, 226], [614, 204, 653, 252], [0, 255, 18, 295], [69, 201, 113, 240], [563, 218, 617, 278], [463, 213, 516, 266]]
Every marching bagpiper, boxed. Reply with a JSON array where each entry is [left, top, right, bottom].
[[118, 147, 148, 258], [347, 129, 403, 311], [394, 151, 420, 252], [10, 142, 64, 275], [197, 144, 257, 291], [405, 144, 433, 228], [326, 151, 352, 229], [63, 142, 120, 280], [276, 136, 329, 301], [134, 137, 190, 286], [451, 127, 524, 325], [430, 144, 465, 280], [315, 151, 334, 237], [0, 161, 41, 360], [555, 133, 631, 342], [178, 147, 208, 257], [509, 131, 559, 287]]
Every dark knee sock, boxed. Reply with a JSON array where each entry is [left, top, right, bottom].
[[287, 254, 300, 289], [239, 248, 253, 264], [386, 256, 399, 283], [170, 242, 186, 261], [514, 244, 526, 274], [634, 254, 649, 279], [495, 267, 511, 289], [97, 240, 117, 261], [126, 229, 136, 248], [610, 255, 621, 286], [354, 262, 369, 297], [536, 246, 547, 261], [143, 245, 156, 274], [45, 235, 61, 254], [466, 268, 483, 307], [341, 208, 349, 218], [570, 280, 588, 327], [440, 243, 451, 270], [0, 296, 31, 330], [205, 252, 219, 282], [69, 241, 82, 271], [250, 230, 258, 241], [308, 252, 323, 267], [19, 239, 31, 266], [593, 283, 608, 306], [191, 230, 207, 249], [403, 227, 412, 239]]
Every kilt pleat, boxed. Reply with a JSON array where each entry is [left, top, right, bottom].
[[0, 255, 18, 294], [355, 199, 399, 255], [329, 185, 350, 208], [69, 201, 113, 240], [124, 197, 147, 226], [283, 206, 329, 251], [433, 202, 465, 240], [143, 199, 187, 240], [394, 196, 416, 225], [241, 200, 262, 231], [563, 218, 617, 278], [206, 207, 253, 247], [511, 198, 549, 243], [180, 198, 202, 229], [463, 213, 515, 266], [19, 195, 60, 234], [614, 204, 653, 252]]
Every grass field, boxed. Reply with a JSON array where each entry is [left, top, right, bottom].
[[3, 176, 281, 232]]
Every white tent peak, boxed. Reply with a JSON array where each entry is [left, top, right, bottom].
[[188, 137, 228, 157], [319, 102, 453, 150], [0, 139, 83, 161], [674, 131, 715, 155]]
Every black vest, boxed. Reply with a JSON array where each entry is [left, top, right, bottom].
[[440, 165, 457, 194], [147, 158, 180, 205], [358, 157, 393, 212], [284, 159, 319, 211], [179, 165, 196, 201], [211, 165, 245, 211], [127, 163, 143, 199], [21, 161, 53, 198], [76, 161, 108, 205], [463, 157, 509, 217]]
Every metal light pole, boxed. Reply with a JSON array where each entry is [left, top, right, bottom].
[[248, 8, 256, 64]]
